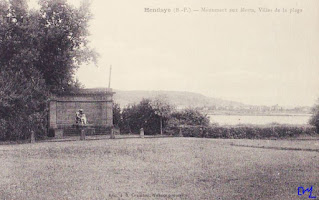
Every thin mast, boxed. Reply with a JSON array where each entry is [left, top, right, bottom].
[[108, 65, 112, 89]]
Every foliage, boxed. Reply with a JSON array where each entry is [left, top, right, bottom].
[[0, 0, 96, 140], [116, 99, 210, 135], [151, 95, 173, 118], [113, 103, 123, 129], [169, 108, 210, 127], [0, 67, 48, 140], [309, 98, 319, 133], [117, 99, 210, 135], [36, 0, 98, 94], [167, 124, 317, 139], [121, 99, 161, 134], [150, 95, 174, 134]]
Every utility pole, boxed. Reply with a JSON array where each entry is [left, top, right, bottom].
[[108, 64, 115, 139], [108, 65, 112, 89]]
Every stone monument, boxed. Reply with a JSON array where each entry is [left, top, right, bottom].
[[48, 88, 115, 138]]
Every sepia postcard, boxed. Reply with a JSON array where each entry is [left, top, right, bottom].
[[0, 0, 318, 199]]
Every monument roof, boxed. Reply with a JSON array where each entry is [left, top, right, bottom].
[[75, 88, 115, 95], [50, 88, 115, 100]]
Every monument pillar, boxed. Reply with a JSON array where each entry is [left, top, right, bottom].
[[49, 100, 57, 129], [106, 95, 113, 126]]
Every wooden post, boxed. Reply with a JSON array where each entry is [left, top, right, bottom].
[[160, 117, 163, 135], [179, 127, 183, 137]]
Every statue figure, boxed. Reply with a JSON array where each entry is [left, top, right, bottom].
[[76, 109, 87, 125]]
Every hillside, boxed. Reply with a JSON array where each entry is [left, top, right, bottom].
[[112, 89, 245, 108], [81, 88, 311, 114]]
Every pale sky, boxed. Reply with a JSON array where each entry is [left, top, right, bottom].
[[29, 0, 319, 107]]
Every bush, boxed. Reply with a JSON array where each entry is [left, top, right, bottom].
[[169, 108, 210, 127], [113, 103, 124, 129], [309, 99, 319, 133], [169, 124, 317, 139], [121, 99, 161, 135], [0, 68, 48, 141]]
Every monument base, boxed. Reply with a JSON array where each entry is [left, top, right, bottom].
[[55, 129, 64, 139], [80, 129, 86, 140]]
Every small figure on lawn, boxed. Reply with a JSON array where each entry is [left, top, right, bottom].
[[76, 109, 87, 125]]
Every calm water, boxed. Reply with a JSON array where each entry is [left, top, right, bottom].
[[209, 114, 311, 125]]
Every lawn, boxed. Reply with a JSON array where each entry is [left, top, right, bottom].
[[0, 137, 318, 199]]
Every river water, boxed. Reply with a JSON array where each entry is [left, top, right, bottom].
[[208, 114, 311, 125]]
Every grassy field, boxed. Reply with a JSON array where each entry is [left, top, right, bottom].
[[0, 137, 318, 199]]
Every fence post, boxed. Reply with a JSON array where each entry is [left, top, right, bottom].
[[30, 131, 35, 143], [179, 127, 183, 137], [110, 127, 115, 139], [140, 128, 144, 138], [200, 127, 203, 138]]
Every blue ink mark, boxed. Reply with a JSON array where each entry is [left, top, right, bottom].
[[298, 186, 317, 199]]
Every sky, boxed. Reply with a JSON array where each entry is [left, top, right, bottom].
[[28, 0, 319, 107]]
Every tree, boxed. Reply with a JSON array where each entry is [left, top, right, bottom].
[[112, 103, 123, 129], [121, 105, 134, 134], [36, 0, 98, 93], [0, 0, 96, 140], [170, 108, 210, 127], [0, 0, 97, 94], [309, 98, 319, 133], [122, 99, 160, 134], [0, 67, 48, 140], [0, 0, 48, 140], [151, 95, 173, 135]]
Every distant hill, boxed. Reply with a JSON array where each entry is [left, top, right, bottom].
[[111, 89, 245, 108], [81, 88, 311, 114]]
